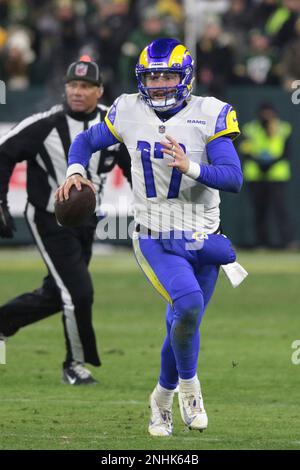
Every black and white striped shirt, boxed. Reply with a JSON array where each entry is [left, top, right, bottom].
[[0, 103, 131, 212]]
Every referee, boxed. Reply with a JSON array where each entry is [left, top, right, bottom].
[[0, 56, 131, 384]]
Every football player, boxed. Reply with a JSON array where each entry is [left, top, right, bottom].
[[56, 38, 244, 436]]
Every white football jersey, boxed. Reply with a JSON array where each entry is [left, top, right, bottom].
[[105, 93, 240, 232]]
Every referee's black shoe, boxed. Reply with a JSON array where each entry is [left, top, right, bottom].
[[62, 361, 98, 385]]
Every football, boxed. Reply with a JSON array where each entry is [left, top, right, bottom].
[[54, 185, 96, 228]]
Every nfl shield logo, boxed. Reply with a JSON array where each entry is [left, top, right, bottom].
[[159, 125, 165, 134], [75, 63, 88, 77]]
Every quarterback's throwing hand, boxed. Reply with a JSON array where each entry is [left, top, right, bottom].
[[55, 174, 96, 202], [160, 135, 190, 174]]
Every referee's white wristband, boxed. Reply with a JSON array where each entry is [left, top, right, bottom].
[[185, 161, 201, 180], [66, 163, 85, 178]]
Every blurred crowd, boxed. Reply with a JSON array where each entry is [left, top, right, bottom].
[[0, 0, 300, 100], [196, 0, 300, 97], [0, 0, 184, 100]]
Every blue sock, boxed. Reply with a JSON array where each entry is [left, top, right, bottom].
[[159, 304, 178, 389], [159, 291, 205, 387], [170, 291, 204, 379]]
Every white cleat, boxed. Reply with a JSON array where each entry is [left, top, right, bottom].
[[148, 391, 173, 437], [178, 388, 208, 431]]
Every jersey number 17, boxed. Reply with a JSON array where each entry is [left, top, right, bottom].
[[137, 141, 186, 199]]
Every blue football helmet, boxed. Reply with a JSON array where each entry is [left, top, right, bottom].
[[135, 38, 194, 111]]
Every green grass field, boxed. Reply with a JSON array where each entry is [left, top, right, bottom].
[[0, 247, 299, 450]]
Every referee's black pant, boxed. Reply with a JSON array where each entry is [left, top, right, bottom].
[[0, 202, 101, 367]]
